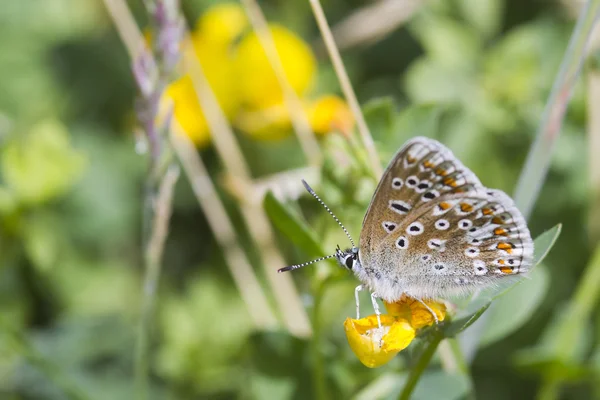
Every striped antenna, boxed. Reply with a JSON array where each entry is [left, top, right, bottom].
[[301, 179, 356, 248], [278, 253, 337, 273]]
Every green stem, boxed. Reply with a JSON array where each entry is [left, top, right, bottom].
[[135, 166, 179, 400], [311, 281, 329, 400], [448, 338, 476, 400], [514, 0, 600, 218], [398, 330, 444, 400]]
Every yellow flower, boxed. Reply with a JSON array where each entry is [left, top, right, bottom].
[[235, 24, 316, 109], [235, 94, 354, 140], [384, 295, 447, 330], [344, 314, 415, 368], [164, 3, 352, 145], [307, 95, 354, 136]]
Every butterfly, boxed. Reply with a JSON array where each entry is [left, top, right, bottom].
[[279, 137, 533, 319]]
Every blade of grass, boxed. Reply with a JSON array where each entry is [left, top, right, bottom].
[[171, 127, 278, 329], [513, 0, 600, 218], [240, 0, 322, 167], [181, 34, 312, 337], [308, 0, 383, 178]]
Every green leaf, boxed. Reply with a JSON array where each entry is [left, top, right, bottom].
[[444, 224, 562, 336], [457, 0, 503, 38], [479, 266, 550, 346], [2, 120, 86, 206], [263, 191, 324, 258]]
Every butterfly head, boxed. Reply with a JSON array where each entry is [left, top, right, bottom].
[[335, 246, 360, 271]]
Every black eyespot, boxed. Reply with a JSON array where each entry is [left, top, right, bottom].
[[423, 192, 436, 199], [469, 228, 477, 232], [434, 264, 445, 270], [391, 203, 410, 213], [508, 259, 515, 265], [409, 225, 420, 232], [472, 239, 480, 243], [345, 256, 354, 270], [417, 182, 429, 190], [398, 238, 406, 247], [407, 178, 417, 185], [461, 221, 469, 227], [477, 266, 484, 271]]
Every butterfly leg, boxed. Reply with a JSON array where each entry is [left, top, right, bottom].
[[354, 285, 364, 319], [370, 292, 382, 328], [416, 298, 439, 324]]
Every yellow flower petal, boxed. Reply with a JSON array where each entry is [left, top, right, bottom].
[[384, 295, 447, 330], [235, 24, 316, 109], [344, 314, 415, 368], [194, 3, 248, 48], [308, 95, 354, 136], [165, 75, 210, 147]]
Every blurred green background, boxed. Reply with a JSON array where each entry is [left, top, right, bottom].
[[1, 0, 599, 399]]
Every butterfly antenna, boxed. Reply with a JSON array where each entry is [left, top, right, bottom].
[[278, 253, 337, 273], [301, 179, 356, 248]]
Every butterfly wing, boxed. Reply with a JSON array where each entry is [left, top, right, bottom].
[[357, 137, 533, 301]]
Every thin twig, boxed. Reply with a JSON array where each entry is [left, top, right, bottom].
[[102, 0, 146, 57], [181, 35, 313, 337], [588, 70, 600, 242], [323, 0, 421, 51], [513, 0, 600, 218], [241, 0, 322, 167], [170, 125, 278, 328], [135, 165, 180, 400], [308, 0, 383, 178]]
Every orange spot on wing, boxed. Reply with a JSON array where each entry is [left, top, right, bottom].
[[494, 228, 508, 236], [406, 155, 416, 164], [499, 266, 513, 274], [482, 208, 493, 215], [460, 203, 473, 213], [435, 167, 448, 176], [423, 160, 434, 169], [442, 177, 457, 187], [491, 217, 504, 225], [497, 243, 514, 254], [439, 202, 451, 210]]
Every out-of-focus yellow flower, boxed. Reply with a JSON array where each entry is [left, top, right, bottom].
[[235, 94, 354, 140], [164, 3, 352, 146], [384, 295, 446, 330], [194, 3, 248, 48], [344, 314, 415, 368], [307, 95, 354, 136], [235, 24, 316, 109]]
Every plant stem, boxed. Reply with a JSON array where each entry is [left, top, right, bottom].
[[311, 281, 330, 400], [170, 126, 278, 329], [135, 165, 180, 400], [241, 0, 322, 167], [398, 330, 444, 400], [308, 0, 383, 178], [513, 0, 600, 218]]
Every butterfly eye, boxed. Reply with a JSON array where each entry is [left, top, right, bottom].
[[344, 255, 355, 270]]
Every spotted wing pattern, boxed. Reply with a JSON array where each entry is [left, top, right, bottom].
[[357, 137, 533, 301]]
